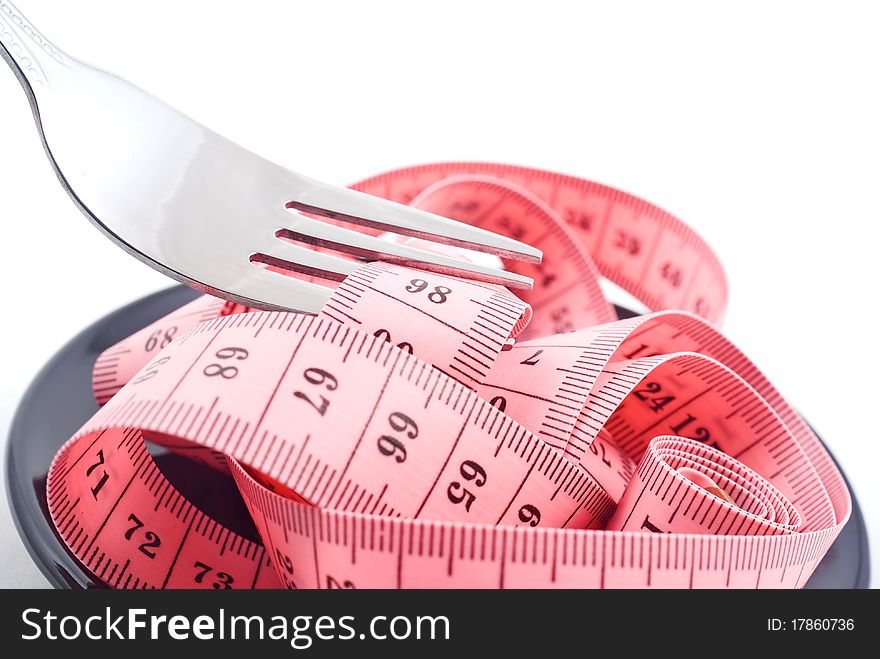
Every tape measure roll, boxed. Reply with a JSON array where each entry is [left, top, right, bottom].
[[46, 163, 849, 589]]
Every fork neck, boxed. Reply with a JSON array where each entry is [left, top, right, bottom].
[[0, 0, 70, 100]]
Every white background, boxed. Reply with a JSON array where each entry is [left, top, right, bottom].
[[0, 0, 877, 587]]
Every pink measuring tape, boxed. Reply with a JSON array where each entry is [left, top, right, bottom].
[[46, 163, 849, 588]]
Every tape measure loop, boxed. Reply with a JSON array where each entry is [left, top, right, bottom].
[[46, 163, 847, 589]]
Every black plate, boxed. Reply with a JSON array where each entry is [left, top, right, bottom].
[[5, 286, 870, 588]]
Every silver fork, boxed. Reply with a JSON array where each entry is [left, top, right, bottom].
[[0, 1, 540, 313]]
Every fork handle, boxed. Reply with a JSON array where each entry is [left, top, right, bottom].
[[0, 0, 69, 95]]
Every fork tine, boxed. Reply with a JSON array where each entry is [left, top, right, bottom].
[[251, 241, 362, 282], [287, 178, 543, 263], [229, 265, 334, 314], [278, 215, 534, 290]]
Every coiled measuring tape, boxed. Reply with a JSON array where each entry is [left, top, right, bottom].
[[46, 163, 849, 589]]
